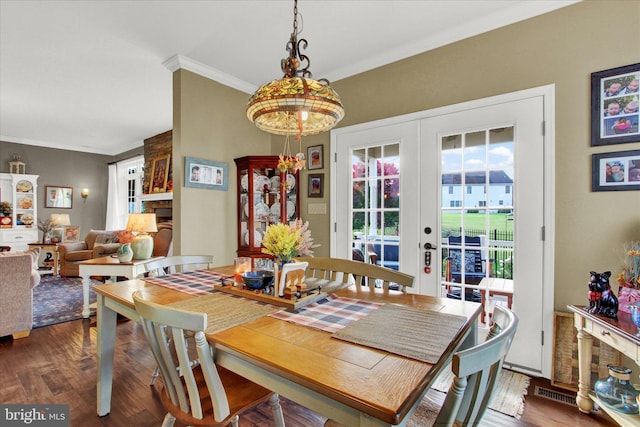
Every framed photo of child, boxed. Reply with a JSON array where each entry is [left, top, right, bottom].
[[592, 149, 640, 191], [591, 63, 639, 146]]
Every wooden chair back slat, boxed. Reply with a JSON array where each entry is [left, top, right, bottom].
[[298, 257, 414, 294]]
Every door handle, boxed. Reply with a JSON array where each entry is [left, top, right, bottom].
[[424, 242, 437, 250]]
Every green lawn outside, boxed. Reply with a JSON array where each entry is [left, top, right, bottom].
[[441, 212, 514, 237]]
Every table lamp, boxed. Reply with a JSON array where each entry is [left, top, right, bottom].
[[50, 214, 71, 226], [126, 213, 157, 259]]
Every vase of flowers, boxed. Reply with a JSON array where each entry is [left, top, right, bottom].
[[116, 231, 135, 262], [617, 241, 640, 314], [38, 218, 54, 243], [261, 219, 317, 266]]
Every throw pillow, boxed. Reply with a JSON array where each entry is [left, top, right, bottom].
[[95, 234, 117, 244]]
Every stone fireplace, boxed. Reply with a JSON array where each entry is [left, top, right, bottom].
[[139, 130, 173, 223]]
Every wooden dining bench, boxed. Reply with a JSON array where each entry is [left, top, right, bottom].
[[297, 256, 414, 294]]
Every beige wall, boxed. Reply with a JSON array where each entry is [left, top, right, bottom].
[[175, 0, 640, 312], [172, 70, 270, 263]]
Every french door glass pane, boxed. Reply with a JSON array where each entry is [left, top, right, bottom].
[[351, 143, 400, 269], [441, 126, 515, 303]]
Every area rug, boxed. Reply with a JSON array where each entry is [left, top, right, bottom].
[[32, 275, 101, 328], [427, 367, 529, 419]]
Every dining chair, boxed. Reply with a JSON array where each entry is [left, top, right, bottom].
[[298, 256, 414, 294], [145, 255, 214, 277], [325, 305, 518, 427], [144, 255, 214, 385], [277, 261, 308, 297], [132, 291, 286, 427]]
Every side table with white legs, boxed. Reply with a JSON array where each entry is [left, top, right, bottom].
[[78, 255, 162, 318]]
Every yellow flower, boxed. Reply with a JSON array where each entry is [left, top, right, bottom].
[[261, 220, 317, 262], [261, 223, 301, 262]]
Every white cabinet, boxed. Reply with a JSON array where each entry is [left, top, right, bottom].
[[0, 174, 38, 250]]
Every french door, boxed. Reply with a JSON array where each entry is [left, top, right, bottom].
[[331, 86, 554, 376]]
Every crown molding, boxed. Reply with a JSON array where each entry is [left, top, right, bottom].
[[163, 54, 256, 94]]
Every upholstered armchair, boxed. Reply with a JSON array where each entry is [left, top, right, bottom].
[[152, 222, 173, 257], [58, 229, 121, 277], [0, 248, 41, 339]]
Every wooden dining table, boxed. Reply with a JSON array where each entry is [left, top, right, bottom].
[[93, 265, 481, 426]]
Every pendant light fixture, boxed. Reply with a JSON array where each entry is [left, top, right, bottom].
[[246, 0, 344, 171]]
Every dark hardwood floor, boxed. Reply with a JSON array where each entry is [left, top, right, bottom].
[[0, 319, 616, 426]]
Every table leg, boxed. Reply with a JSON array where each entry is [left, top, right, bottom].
[[96, 294, 117, 416], [575, 327, 594, 413], [81, 273, 92, 318], [53, 249, 59, 276]]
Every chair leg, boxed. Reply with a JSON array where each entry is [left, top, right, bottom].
[[230, 415, 240, 427], [149, 366, 160, 385], [161, 413, 176, 427], [268, 394, 285, 427]]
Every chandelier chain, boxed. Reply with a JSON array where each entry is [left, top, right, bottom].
[[282, 0, 311, 79]]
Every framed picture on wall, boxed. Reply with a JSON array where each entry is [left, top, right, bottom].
[[308, 174, 324, 198], [62, 226, 80, 243], [45, 186, 73, 208], [592, 149, 640, 191], [150, 155, 171, 193], [307, 145, 324, 170], [184, 156, 229, 191], [591, 63, 639, 146]]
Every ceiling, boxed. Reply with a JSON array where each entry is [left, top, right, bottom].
[[0, 0, 578, 156]]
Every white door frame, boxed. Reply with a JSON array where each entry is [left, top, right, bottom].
[[330, 85, 555, 378]]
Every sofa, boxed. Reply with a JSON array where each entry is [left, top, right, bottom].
[[0, 248, 41, 339], [58, 229, 121, 277]]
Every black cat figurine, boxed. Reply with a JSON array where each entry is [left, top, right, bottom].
[[587, 271, 618, 318]]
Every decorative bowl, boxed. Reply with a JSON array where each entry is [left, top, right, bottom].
[[241, 270, 274, 290]]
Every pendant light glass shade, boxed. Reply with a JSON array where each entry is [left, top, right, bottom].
[[247, 77, 344, 136]]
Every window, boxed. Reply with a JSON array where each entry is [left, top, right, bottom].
[[109, 155, 144, 229], [467, 185, 472, 194], [448, 185, 454, 194], [505, 185, 511, 194]]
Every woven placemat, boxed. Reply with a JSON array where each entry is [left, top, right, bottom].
[[168, 293, 279, 334], [332, 304, 467, 364]]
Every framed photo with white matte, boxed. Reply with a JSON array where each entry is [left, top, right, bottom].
[[592, 149, 640, 191], [307, 145, 324, 170], [591, 63, 639, 146]]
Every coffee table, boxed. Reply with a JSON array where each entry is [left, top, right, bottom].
[[78, 255, 162, 318]]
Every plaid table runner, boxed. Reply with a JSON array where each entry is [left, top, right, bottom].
[[269, 294, 383, 333], [143, 270, 232, 296]]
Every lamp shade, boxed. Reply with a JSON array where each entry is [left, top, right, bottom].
[[126, 213, 158, 234], [50, 214, 71, 226]]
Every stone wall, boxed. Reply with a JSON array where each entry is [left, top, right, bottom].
[[143, 130, 172, 194], [142, 130, 173, 221]]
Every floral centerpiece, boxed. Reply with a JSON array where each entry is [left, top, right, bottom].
[[261, 219, 317, 263], [617, 241, 640, 314]]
